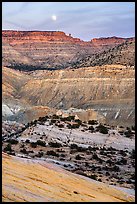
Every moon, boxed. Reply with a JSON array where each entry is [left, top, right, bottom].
[[52, 15, 57, 21]]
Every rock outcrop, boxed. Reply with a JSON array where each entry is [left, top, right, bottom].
[[2, 30, 133, 70], [90, 36, 134, 46], [2, 153, 134, 202]]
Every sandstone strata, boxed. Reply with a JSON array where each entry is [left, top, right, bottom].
[[2, 65, 135, 126], [2, 153, 134, 202], [2, 31, 135, 126], [2, 31, 133, 70]]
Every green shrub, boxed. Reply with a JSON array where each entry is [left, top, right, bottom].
[[36, 140, 46, 147], [92, 153, 99, 160], [88, 120, 98, 125], [96, 124, 108, 134], [90, 174, 97, 180], [77, 146, 87, 152], [119, 158, 127, 165], [38, 116, 48, 122], [33, 120, 38, 125], [6, 139, 18, 144], [124, 130, 133, 138], [49, 142, 62, 148], [30, 142, 37, 148], [67, 123, 80, 129], [60, 117, 66, 121], [28, 150, 34, 153], [70, 143, 78, 149], [57, 124, 64, 128], [4, 144, 12, 152], [20, 148, 28, 154], [81, 123, 87, 127], [118, 131, 124, 135], [36, 151, 44, 157], [98, 178, 102, 182], [131, 125, 135, 131], [100, 128, 108, 134], [73, 123, 80, 128], [119, 150, 127, 157], [88, 146, 98, 151], [46, 150, 59, 157], [88, 126, 94, 131], [67, 124, 71, 129], [52, 114, 60, 119], [112, 165, 120, 172], [126, 127, 131, 131], [25, 139, 30, 143], [65, 116, 74, 121], [8, 152, 15, 156], [75, 154, 83, 160], [51, 119, 56, 123], [130, 149, 135, 159], [74, 119, 82, 125], [60, 153, 66, 157], [20, 144, 25, 148]]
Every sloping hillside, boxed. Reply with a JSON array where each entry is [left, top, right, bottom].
[[70, 40, 135, 68], [2, 153, 134, 202], [2, 42, 35, 68]]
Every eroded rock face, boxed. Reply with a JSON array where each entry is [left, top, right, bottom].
[[90, 36, 134, 46], [2, 30, 83, 43], [2, 65, 135, 126], [2, 31, 135, 126], [2, 31, 133, 70]]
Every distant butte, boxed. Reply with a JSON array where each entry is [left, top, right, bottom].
[[2, 30, 134, 44], [2, 30, 134, 70], [2, 30, 83, 44]]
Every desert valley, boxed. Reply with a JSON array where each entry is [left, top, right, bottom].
[[2, 30, 135, 202]]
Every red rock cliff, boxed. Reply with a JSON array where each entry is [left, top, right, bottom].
[[2, 30, 134, 69], [2, 30, 83, 45]]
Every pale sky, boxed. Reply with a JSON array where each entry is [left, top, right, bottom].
[[2, 2, 135, 41]]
